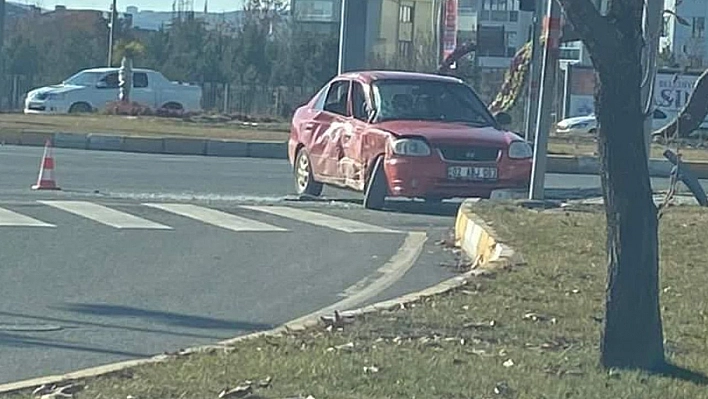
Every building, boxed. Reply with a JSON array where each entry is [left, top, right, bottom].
[[292, 0, 535, 71], [458, 0, 533, 69], [661, 0, 708, 68], [290, 0, 341, 34]]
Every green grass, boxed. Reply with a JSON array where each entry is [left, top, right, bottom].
[[5, 204, 708, 399]]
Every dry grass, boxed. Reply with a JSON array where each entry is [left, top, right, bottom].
[[548, 135, 708, 162], [4, 204, 708, 399], [0, 114, 290, 141]]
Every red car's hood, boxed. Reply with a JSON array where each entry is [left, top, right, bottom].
[[374, 120, 517, 146]]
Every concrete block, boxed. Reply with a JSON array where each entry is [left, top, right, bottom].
[[54, 132, 88, 150], [87, 134, 123, 151], [546, 155, 578, 174], [121, 136, 164, 154], [0, 130, 22, 145], [490, 189, 528, 201], [205, 139, 249, 157], [19, 131, 54, 147], [648, 159, 672, 178], [246, 141, 288, 159], [576, 156, 600, 174], [163, 137, 207, 155], [687, 161, 708, 180]]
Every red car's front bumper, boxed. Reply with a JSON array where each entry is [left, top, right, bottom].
[[384, 155, 531, 199]]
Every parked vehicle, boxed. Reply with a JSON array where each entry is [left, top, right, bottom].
[[24, 67, 202, 114], [288, 70, 533, 209], [555, 108, 672, 135]]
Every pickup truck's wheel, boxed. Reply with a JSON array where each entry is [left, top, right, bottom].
[[363, 157, 388, 210], [162, 102, 183, 111], [69, 102, 92, 113], [294, 149, 323, 196]]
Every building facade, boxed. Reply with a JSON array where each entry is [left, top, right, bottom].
[[661, 0, 708, 68], [290, 0, 341, 35], [458, 0, 532, 68], [290, 0, 535, 71]]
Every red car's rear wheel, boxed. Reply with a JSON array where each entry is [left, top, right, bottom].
[[294, 149, 323, 196]]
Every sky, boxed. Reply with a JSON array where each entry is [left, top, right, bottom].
[[19, 0, 245, 12]]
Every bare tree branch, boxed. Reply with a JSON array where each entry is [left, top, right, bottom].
[[437, 42, 475, 75], [652, 68, 708, 139]]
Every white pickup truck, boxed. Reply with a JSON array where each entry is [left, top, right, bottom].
[[24, 67, 203, 114]]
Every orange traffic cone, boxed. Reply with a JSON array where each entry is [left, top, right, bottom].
[[31, 139, 60, 190]]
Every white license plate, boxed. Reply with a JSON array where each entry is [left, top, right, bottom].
[[447, 166, 498, 180]]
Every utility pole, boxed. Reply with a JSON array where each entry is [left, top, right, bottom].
[[641, 0, 663, 164], [0, 0, 6, 110], [337, 0, 347, 74], [108, 0, 117, 67], [528, 0, 560, 200], [523, 0, 544, 141]]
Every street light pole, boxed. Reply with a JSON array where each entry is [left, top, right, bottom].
[[528, 0, 560, 200], [523, 0, 543, 141], [337, 0, 347, 74], [641, 0, 663, 164], [108, 0, 117, 67]]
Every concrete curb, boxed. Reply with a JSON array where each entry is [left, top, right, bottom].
[[0, 210, 520, 396], [2, 130, 708, 178], [546, 154, 708, 179], [454, 198, 526, 269]]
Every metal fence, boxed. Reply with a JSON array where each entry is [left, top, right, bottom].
[[0, 75, 319, 118], [1, 72, 514, 121], [1, 75, 47, 111], [200, 83, 319, 118]]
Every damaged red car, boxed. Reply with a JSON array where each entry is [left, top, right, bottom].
[[288, 71, 533, 209]]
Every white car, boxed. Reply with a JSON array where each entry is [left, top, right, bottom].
[[555, 109, 670, 135], [24, 67, 203, 114]]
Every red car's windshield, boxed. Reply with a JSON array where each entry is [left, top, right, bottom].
[[371, 79, 495, 126]]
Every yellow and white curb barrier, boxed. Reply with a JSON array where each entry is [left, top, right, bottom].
[[454, 199, 525, 270]]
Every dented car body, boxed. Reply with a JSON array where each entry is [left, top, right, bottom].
[[288, 71, 533, 209]]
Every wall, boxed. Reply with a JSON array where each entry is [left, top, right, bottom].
[[564, 65, 708, 127], [661, 0, 708, 68], [370, 0, 436, 65]]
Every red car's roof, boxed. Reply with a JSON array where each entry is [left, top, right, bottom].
[[338, 70, 464, 85]]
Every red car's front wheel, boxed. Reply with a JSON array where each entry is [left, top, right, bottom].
[[363, 157, 388, 210]]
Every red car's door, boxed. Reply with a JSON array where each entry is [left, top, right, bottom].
[[307, 80, 351, 178], [339, 81, 369, 191]]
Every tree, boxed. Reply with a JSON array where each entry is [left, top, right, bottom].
[[556, 0, 665, 370]]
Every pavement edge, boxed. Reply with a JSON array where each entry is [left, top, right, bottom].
[[2, 130, 707, 178], [0, 204, 523, 396]]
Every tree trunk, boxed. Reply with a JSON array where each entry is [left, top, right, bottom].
[[557, 0, 666, 371], [595, 36, 665, 370]]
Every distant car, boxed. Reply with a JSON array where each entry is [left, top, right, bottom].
[[555, 109, 670, 135], [24, 67, 202, 114], [288, 70, 533, 209]]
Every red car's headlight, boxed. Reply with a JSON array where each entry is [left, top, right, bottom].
[[390, 138, 432, 157], [508, 141, 533, 159]]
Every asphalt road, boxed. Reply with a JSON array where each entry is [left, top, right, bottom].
[[0, 144, 705, 384], [0, 145, 463, 384]]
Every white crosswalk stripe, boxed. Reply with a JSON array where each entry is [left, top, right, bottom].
[[0, 207, 55, 227], [241, 205, 400, 234], [0, 201, 400, 233], [38, 201, 172, 230], [143, 203, 288, 232]]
